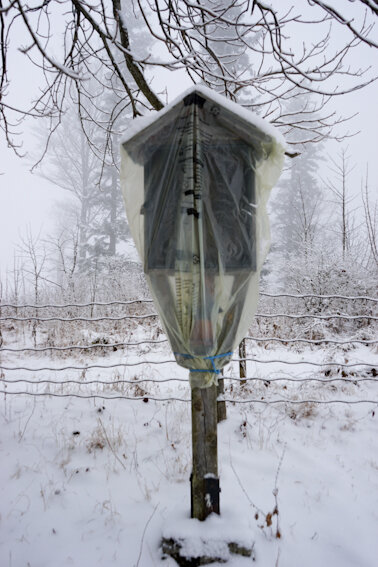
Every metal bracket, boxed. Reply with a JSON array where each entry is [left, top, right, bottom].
[[190, 473, 220, 518]]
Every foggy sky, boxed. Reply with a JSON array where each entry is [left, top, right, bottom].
[[0, 3, 377, 281]]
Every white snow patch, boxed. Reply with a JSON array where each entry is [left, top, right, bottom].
[[121, 84, 286, 148], [163, 510, 254, 561]]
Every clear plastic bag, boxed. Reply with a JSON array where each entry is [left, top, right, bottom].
[[120, 87, 285, 387]]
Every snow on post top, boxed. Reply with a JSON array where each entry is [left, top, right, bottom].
[[121, 84, 286, 150]]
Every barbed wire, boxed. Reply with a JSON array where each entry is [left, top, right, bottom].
[[1, 390, 377, 404], [0, 314, 158, 322], [1, 377, 186, 385], [2, 294, 376, 407], [1, 359, 376, 372], [0, 339, 169, 352], [1, 302, 376, 402], [221, 398, 378, 405], [244, 337, 378, 345], [1, 293, 377, 309], [1, 375, 376, 386], [233, 375, 372, 384], [1, 338, 377, 356], [237, 357, 377, 368], [259, 292, 378, 301], [1, 312, 377, 322], [255, 314, 377, 320], [0, 299, 154, 309], [0, 360, 177, 371]]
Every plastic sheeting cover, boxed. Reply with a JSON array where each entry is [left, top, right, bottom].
[[120, 86, 285, 388]]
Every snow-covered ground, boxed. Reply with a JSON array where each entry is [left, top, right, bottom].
[[1, 308, 377, 566]]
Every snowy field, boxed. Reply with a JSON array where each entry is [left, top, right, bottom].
[[1, 297, 377, 567]]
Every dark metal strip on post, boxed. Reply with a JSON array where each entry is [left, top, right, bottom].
[[191, 384, 220, 521]]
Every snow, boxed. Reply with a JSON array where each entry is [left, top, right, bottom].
[[121, 84, 286, 149], [1, 381, 377, 566], [163, 510, 255, 560], [0, 306, 377, 566]]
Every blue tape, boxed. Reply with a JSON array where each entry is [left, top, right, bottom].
[[174, 351, 233, 374]]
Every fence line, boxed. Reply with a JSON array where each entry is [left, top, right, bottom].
[[1, 390, 377, 404], [1, 293, 376, 406], [2, 337, 377, 354], [0, 314, 158, 322], [255, 313, 377, 320], [244, 337, 378, 345], [259, 292, 378, 301], [1, 376, 376, 386], [0, 361, 177, 371], [1, 359, 376, 372], [238, 358, 377, 368], [0, 339, 169, 352], [1, 293, 377, 309], [1, 312, 377, 322], [0, 299, 154, 309]]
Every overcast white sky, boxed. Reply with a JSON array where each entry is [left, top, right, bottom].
[[0, 3, 377, 283]]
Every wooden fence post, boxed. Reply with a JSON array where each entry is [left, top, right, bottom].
[[217, 369, 227, 423], [239, 338, 247, 386], [191, 384, 220, 520]]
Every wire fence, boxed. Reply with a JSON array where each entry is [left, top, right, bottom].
[[1, 337, 377, 353], [1, 313, 377, 322], [1, 293, 377, 405], [1, 391, 378, 405], [1, 375, 376, 386], [1, 292, 377, 309], [1, 359, 377, 371]]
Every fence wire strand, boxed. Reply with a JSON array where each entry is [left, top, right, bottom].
[[0, 361, 177, 371], [1, 390, 377, 404], [0, 340, 169, 353], [0, 314, 158, 322], [237, 358, 377, 368], [1, 376, 376, 386], [1, 294, 376, 407], [244, 337, 378, 345], [1, 293, 377, 309], [1, 359, 377, 372], [259, 292, 378, 301], [1, 313, 377, 322], [0, 299, 154, 309], [1, 337, 377, 354]]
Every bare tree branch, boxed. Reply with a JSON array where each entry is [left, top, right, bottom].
[[1, 0, 377, 157]]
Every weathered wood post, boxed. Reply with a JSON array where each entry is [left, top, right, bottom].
[[191, 384, 219, 520], [239, 338, 247, 386], [217, 369, 227, 423]]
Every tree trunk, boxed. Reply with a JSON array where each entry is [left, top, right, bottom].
[[109, 169, 117, 256]]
